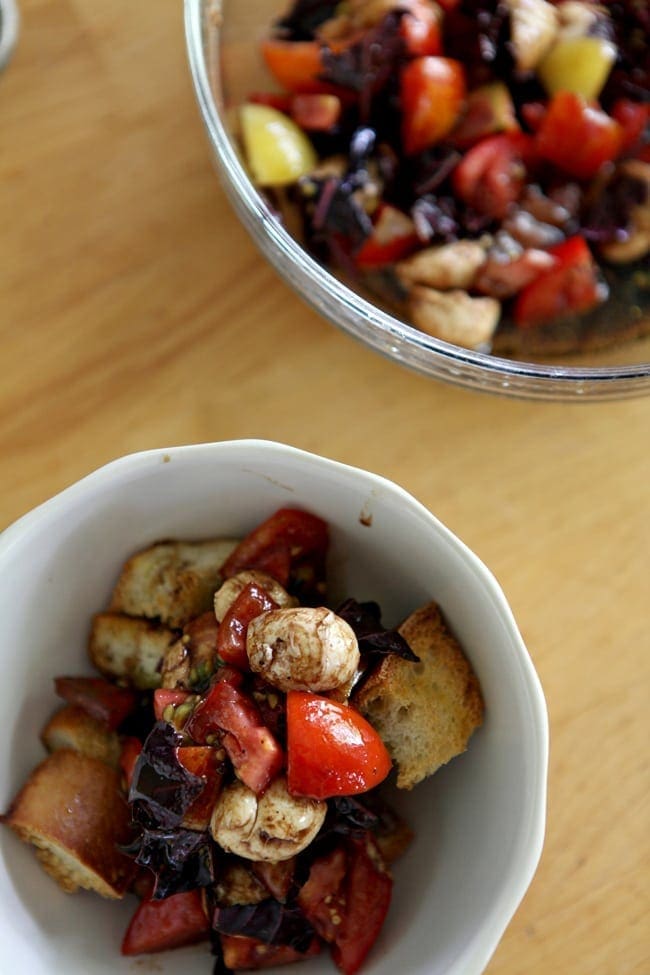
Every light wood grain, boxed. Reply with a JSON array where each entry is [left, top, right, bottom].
[[1, 3, 649, 974]]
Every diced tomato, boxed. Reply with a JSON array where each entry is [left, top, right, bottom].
[[535, 92, 623, 181], [119, 736, 143, 792], [221, 508, 329, 596], [291, 93, 342, 132], [261, 39, 333, 95], [54, 676, 138, 730], [176, 745, 225, 830], [297, 846, 348, 943], [400, 1, 442, 57], [121, 889, 210, 956], [452, 132, 534, 220], [286, 692, 392, 800], [153, 687, 191, 723], [514, 235, 604, 328], [330, 835, 392, 975], [187, 681, 284, 794], [220, 933, 321, 970], [248, 91, 293, 113], [217, 583, 279, 670], [400, 56, 466, 156], [355, 204, 419, 268], [611, 99, 650, 156]]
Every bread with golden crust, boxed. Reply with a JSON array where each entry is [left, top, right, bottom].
[[40, 705, 122, 768], [2, 749, 134, 897], [353, 601, 484, 789], [89, 611, 177, 689], [109, 538, 239, 628]]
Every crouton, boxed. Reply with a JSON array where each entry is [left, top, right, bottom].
[[396, 240, 487, 291], [2, 749, 135, 897], [408, 285, 501, 349], [40, 705, 121, 769], [89, 612, 177, 689], [109, 538, 239, 628], [353, 602, 484, 789]]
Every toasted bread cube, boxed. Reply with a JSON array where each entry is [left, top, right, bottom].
[[2, 749, 135, 897], [41, 705, 121, 768], [353, 602, 484, 789], [89, 612, 177, 689], [109, 539, 239, 628]]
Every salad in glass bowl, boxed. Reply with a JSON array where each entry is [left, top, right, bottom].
[[235, 0, 649, 358]]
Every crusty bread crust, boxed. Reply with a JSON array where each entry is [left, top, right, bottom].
[[40, 705, 122, 769], [109, 538, 239, 628], [353, 602, 484, 789], [89, 612, 177, 689], [2, 749, 135, 897]]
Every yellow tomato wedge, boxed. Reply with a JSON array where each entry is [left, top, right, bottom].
[[537, 35, 617, 101], [239, 103, 317, 186]]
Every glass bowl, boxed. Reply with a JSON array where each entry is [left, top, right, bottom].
[[184, 0, 650, 401]]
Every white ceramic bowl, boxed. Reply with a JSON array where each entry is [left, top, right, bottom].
[[0, 440, 548, 975]]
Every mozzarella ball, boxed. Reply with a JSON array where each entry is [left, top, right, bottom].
[[214, 570, 297, 623], [246, 606, 360, 693], [210, 777, 326, 862]]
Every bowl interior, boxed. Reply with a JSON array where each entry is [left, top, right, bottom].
[[0, 441, 547, 975], [185, 0, 650, 400]]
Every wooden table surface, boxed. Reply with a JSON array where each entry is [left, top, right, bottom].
[[1, 3, 648, 973]]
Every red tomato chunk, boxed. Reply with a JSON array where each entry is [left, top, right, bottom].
[[287, 691, 392, 799], [217, 582, 279, 670], [514, 236, 604, 328], [187, 680, 284, 794], [121, 889, 210, 955]]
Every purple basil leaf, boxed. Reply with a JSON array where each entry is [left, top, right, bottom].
[[600, 0, 649, 106], [581, 168, 648, 245], [275, 0, 340, 40], [212, 900, 315, 953], [336, 598, 419, 661], [329, 795, 380, 832], [320, 13, 405, 119], [129, 721, 204, 829], [125, 826, 216, 900]]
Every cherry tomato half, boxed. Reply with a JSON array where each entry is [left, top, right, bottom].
[[452, 132, 534, 220], [535, 91, 623, 181], [514, 235, 604, 328], [217, 581, 279, 670], [287, 691, 392, 800], [221, 508, 329, 600], [400, 56, 466, 156]]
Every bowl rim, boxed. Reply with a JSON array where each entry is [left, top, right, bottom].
[[183, 0, 650, 401], [0, 0, 19, 71], [0, 439, 549, 974]]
